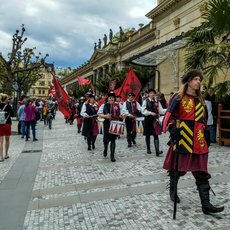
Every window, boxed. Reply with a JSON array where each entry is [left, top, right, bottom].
[[39, 81, 45, 86], [43, 90, 45, 94], [39, 90, 41, 95]]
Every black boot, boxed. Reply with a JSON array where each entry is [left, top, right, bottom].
[[146, 136, 151, 154], [131, 132, 136, 145], [127, 134, 132, 147], [103, 142, 108, 157], [197, 184, 224, 215], [77, 124, 81, 133], [92, 136, 96, 149], [154, 139, 163, 156], [87, 137, 91, 150], [169, 174, 180, 203], [110, 141, 116, 162]]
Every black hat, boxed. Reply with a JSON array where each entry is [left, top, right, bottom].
[[107, 91, 116, 97], [128, 92, 135, 97], [181, 69, 203, 84], [88, 93, 95, 98], [147, 89, 156, 94]]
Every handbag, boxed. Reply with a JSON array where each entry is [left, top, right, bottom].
[[0, 104, 9, 124], [154, 119, 162, 135]]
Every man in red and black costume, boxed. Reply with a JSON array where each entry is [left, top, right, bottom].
[[122, 92, 142, 147], [162, 69, 224, 215]]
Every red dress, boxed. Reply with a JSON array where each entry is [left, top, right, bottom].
[[162, 94, 209, 172]]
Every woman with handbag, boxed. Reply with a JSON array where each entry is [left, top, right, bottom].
[[0, 93, 14, 162], [142, 89, 166, 156]]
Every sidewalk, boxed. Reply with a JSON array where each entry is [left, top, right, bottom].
[[0, 113, 229, 229]]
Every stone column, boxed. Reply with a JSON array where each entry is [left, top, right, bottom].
[[102, 66, 106, 78], [108, 64, 112, 73]]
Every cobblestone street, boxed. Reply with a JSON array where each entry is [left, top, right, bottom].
[[0, 112, 229, 230]]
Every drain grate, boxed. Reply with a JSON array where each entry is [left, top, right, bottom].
[[21, 150, 42, 153]]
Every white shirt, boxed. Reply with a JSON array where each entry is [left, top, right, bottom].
[[121, 100, 142, 116], [205, 100, 213, 125], [141, 98, 166, 116]]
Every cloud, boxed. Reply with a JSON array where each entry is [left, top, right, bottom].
[[0, 0, 157, 67]]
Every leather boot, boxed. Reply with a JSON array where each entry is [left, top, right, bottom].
[[103, 142, 108, 157], [154, 139, 163, 156], [146, 136, 151, 154], [197, 184, 224, 215], [77, 124, 81, 133], [127, 133, 132, 147], [110, 141, 116, 162], [169, 174, 180, 203], [87, 137, 91, 150], [92, 136, 96, 149]]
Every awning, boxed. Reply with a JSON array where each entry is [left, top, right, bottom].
[[127, 35, 186, 66]]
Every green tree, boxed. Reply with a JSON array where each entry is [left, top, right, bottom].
[[184, 0, 230, 101], [0, 24, 49, 95]]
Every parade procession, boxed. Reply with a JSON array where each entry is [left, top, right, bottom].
[[0, 0, 230, 229]]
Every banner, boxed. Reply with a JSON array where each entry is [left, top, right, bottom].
[[52, 74, 71, 117], [115, 68, 142, 101], [77, 76, 91, 85], [48, 86, 57, 98]]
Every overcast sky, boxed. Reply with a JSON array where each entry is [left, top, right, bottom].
[[0, 0, 156, 68]]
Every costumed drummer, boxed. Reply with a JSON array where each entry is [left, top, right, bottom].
[[122, 92, 142, 147], [81, 93, 99, 151], [142, 89, 166, 156], [162, 69, 224, 215], [98, 91, 121, 162]]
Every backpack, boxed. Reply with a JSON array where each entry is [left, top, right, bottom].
[[0, 104, 9, 125]]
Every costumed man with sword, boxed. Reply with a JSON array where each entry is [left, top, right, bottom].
[[162, 69, 224, 218]]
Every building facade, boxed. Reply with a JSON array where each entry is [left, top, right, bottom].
[[29, 64, 54, 99], [61, 0, 228, 97]]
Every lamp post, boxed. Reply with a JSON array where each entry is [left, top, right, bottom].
[[12, 82, 19, 117]]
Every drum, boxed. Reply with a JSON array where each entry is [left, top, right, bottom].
[[109, 120, 125, 135], [97, 118, 104, 134], [136, 117, 144, 133]]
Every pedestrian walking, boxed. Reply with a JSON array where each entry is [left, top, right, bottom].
[[76, 97, 85, 133], [142, 89, 166, 155], [81, 94, 99, 150], [17, 99, 26, 138], [24, 98, 38, 141], [0, 93, 14, 161], [162, 69, 224, 215]]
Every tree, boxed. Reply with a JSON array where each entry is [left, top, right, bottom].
[[0, 24, 49, 95], [184, 0, 230, 101]]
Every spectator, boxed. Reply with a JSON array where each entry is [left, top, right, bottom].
[[17, 99, 26, 139], [0, 93, 14, 161], [24, 99, 38, 141]]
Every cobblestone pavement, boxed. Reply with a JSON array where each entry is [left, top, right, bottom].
[[19, 112, 230, 229]]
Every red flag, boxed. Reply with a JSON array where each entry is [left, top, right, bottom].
[[48, 86, 57, 98], [116, 68, 142, 101], [77, 76, 91, 85], [52, 74, 71, 117]]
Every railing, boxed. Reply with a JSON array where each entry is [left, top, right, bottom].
[[218, 104, 230, 146]]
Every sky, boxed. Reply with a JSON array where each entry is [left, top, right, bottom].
[[0, 0, 157, 68]]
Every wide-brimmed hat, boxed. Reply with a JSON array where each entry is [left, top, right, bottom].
[[147, 88, 156, 94], [181, 69, 203, 84], [88, 93, 95, 98], [107, 91, 116, 97], [128, 92, 135, 97]]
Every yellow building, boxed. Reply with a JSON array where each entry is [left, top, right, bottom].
[[30, 64, 54, 99]]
